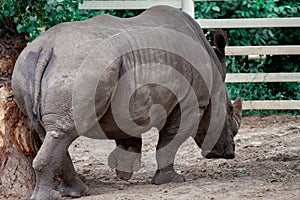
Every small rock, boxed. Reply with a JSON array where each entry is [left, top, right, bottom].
[[271, 179, 278, 183], [256, 192, 264, 197], [267, 187, 275, 192], [271, 173, 276, 177], [176, 170, 184, 174]]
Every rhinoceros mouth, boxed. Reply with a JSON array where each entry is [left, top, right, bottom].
[[204, 151, 235, 159], [201, 143, 235, 159]]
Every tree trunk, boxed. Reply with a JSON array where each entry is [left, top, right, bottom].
[[0, 35, 40, 199]]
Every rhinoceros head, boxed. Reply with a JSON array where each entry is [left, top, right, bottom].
[[194, 97, 242, 159], [205, 97, 242, 159], [195, 30, 243, 159]]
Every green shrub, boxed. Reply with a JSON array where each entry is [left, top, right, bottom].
[[0, 0, 141, 41], [1, 0, 299, 115], [195, 0, 300, 115]]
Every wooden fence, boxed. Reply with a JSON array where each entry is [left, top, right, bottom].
[[79, 0, 300, 110]]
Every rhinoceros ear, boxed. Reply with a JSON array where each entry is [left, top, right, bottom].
[[214, 30, 227, 56], [213, 30, 227, 81], [233, 98, 242, 113]]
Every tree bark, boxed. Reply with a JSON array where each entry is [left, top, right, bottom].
[[0, 35, 40, 199]]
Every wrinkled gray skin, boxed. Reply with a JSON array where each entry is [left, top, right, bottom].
[[12, 6, 242, 200]]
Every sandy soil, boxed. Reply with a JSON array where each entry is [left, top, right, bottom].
[[66, 115, 300, 200]]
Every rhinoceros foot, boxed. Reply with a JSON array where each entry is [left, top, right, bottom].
[[30, 187, 62, 200], [108, 145, 141, 180], [58, 177, 89, 197], [151, 169, 186, 185]]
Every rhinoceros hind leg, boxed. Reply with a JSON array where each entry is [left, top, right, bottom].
[[31, 131, 77, 200], [108, 137, 142, 180], [58, 152, 89, 197]]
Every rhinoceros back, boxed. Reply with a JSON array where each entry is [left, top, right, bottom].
[[12, 5, 223, 138]]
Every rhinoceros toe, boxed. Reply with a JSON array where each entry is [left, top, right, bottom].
[[116, 169, 133, 181], [58, 178, 89, 197], [30, 187, 61, 200], [108, 145, 142, 180]]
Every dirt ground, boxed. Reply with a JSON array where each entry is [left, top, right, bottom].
[[67, 115, 300, 200]]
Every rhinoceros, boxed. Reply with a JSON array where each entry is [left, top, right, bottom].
[[12, 5, 242, 200]]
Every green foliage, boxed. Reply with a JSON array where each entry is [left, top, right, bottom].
[[1, 0, 299, 115], [0, 0, 142, 41], [1, 0, 85, 40], [195, 0, 300, 19], [195, 0, 300, 115]]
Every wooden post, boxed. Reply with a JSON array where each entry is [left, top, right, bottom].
[[182, 0, 195, 18]]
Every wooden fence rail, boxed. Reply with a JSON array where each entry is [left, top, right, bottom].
[[226, 46, 300, 56], [197, 17, 300, 28], [225, 73, 300, 83], [79, 0, 182, 10], [79, 0, 300, 110]]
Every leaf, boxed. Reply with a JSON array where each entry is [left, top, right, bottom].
[[212, 6, 220, 12], [29, 16, 36, 22], [3, 10, 10, 17], [47, 0, 57, 6], [16, 23, 24, 32], [56, 5, 64, 13], [257, 0, 265, 5], [26, 26, 34, 34]]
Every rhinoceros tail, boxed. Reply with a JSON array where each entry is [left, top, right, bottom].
[[32, 46, 53, 120]]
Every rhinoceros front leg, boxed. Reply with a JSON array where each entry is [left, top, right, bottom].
[[151, 105, 188, 185], [108, 137, 142, 181], [30, 131, 77, 200], [58, 152, 89, 197]]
